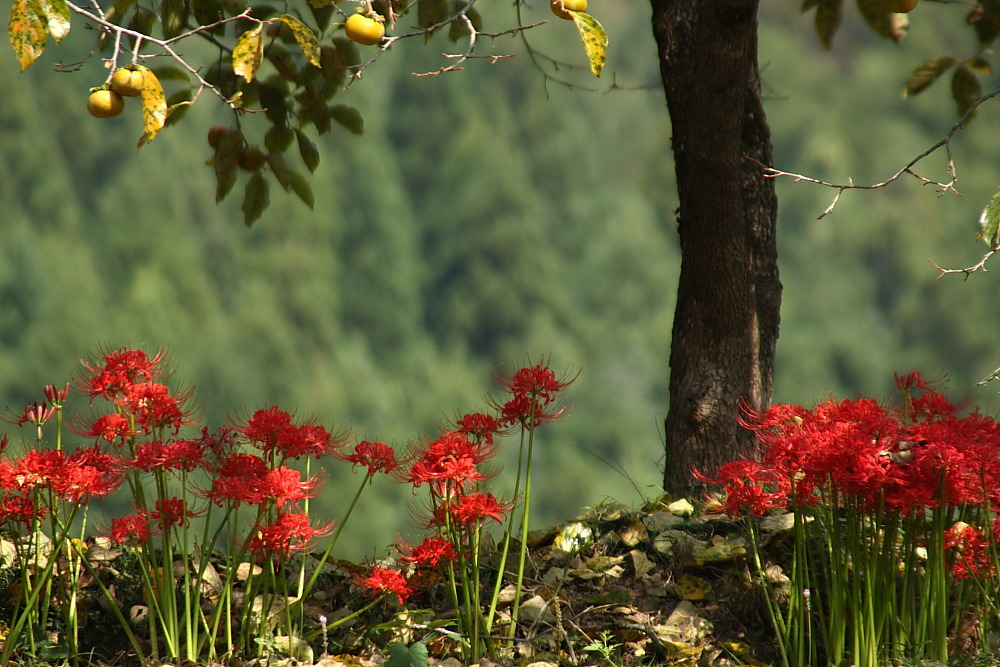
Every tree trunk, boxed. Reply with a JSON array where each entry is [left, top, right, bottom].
[[649, 0, 782, 495]]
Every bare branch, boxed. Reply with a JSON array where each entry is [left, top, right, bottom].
[[928, 245, 1000, 280]]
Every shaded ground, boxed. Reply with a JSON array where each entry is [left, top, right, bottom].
[[1, 496, 782, 666]]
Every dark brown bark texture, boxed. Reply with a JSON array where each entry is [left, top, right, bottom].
[[650, 0, 782, 494]]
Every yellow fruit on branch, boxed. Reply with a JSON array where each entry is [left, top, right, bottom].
[[345, 13, 385, 46], [87, 89, 125, 118], [551, 0, 587, 20], [111, 67, 145, 97]]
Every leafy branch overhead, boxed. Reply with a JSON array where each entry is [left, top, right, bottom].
[[776, 0, 1000, 276], [7, 0, 608, 226]]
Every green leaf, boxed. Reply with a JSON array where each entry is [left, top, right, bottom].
[[243, 172, 270, 226], [854, 0, 907, 43], [951, 64, 982, 122], [295, 129, 320, 171], [979, 189, 1000, 247], [902, 56, 957, 98], [136, 66, 167, 148], [163, 89, 192, 127], [813, 0, 843, 50], [9, 0, 48, 70], [267, 152, 293, 191], [233, 25, 264, 83], [417, 0, 450, 37], [330, 104, 364, 134], [150, 65, 191, 82], [214, 130, 244, 202], [569, 12, 607, 77], [265, 125, 295, 153], [383, 641, 429, 667], [278, 14, 320, 68], [287, 171, 315, 209], [160, 0, 187, 39], [972, 1, 1000, 44]]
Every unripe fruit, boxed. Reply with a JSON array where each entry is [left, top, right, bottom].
[[551, 0, 587, 19], [879, 0, 917, 12], [207, 124, 231, 148], [345, 13, 385, 46], [87, 89, 125, 118], [111, 67, 144, 97], [238, 146, 267, 171]]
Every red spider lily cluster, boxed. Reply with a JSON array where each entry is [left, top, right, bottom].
[[701, 372, 1000, 522], [700, 371, 1000, 666], [0, 347, 576, 664]]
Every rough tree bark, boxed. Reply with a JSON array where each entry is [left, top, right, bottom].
[[649, 0, 782, 495]]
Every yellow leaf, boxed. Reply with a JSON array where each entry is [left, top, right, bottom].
[[673, 574, 713, 601], [8, 0, 48, 70], [569, 11, 607, 77], [232, 25, 263, 83], [278, 14, 320, 68], [136, 66, 167, 148]]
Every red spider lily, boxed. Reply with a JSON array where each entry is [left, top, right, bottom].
[[238, 406, 347, 461], [694, 459, 789, 517], [492, 363, 578, 428], [404, 431, 496, 491], [109, 512, 152, 545], [244, 511, 333, 562], [339, 440, 398, 477], [356, 565, 412, 605], [76, 413, 135, 446], [125, 382, 194, 435], [150, 496, 202, 532], [396, 535, 457, 569], [944, 522, 994, 580], [53, 445, 124, 502], [454, 412, 505, 446], [43, 383, 70, 406], [3, 401, 56, 427], [78, 347, 169, 403], [439, 491, 511, 527], [201, 455, 320, 509], [0, 494, 46, 528], [131, 438, 206, 473]]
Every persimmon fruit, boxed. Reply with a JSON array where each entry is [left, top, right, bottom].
[[551, 0, 587, 19], [345, 13, 385, 45], [111, 67, 145, 97], [87, 89, 125, 118]]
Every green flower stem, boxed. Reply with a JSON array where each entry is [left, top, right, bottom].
[[508, 413, 537, 636], [301, 472, 370, 601]]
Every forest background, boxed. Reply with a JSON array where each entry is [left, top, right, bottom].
[[1, 1, 998, 560]]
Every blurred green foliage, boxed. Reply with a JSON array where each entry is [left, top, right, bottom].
[[2, 4, 1000, 557]]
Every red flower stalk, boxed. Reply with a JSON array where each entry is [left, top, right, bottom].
[[356, 565, 412, 605], [339, 440, 399, 477], [244, 511, 333, 562], [396, 535, 457, 569]]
